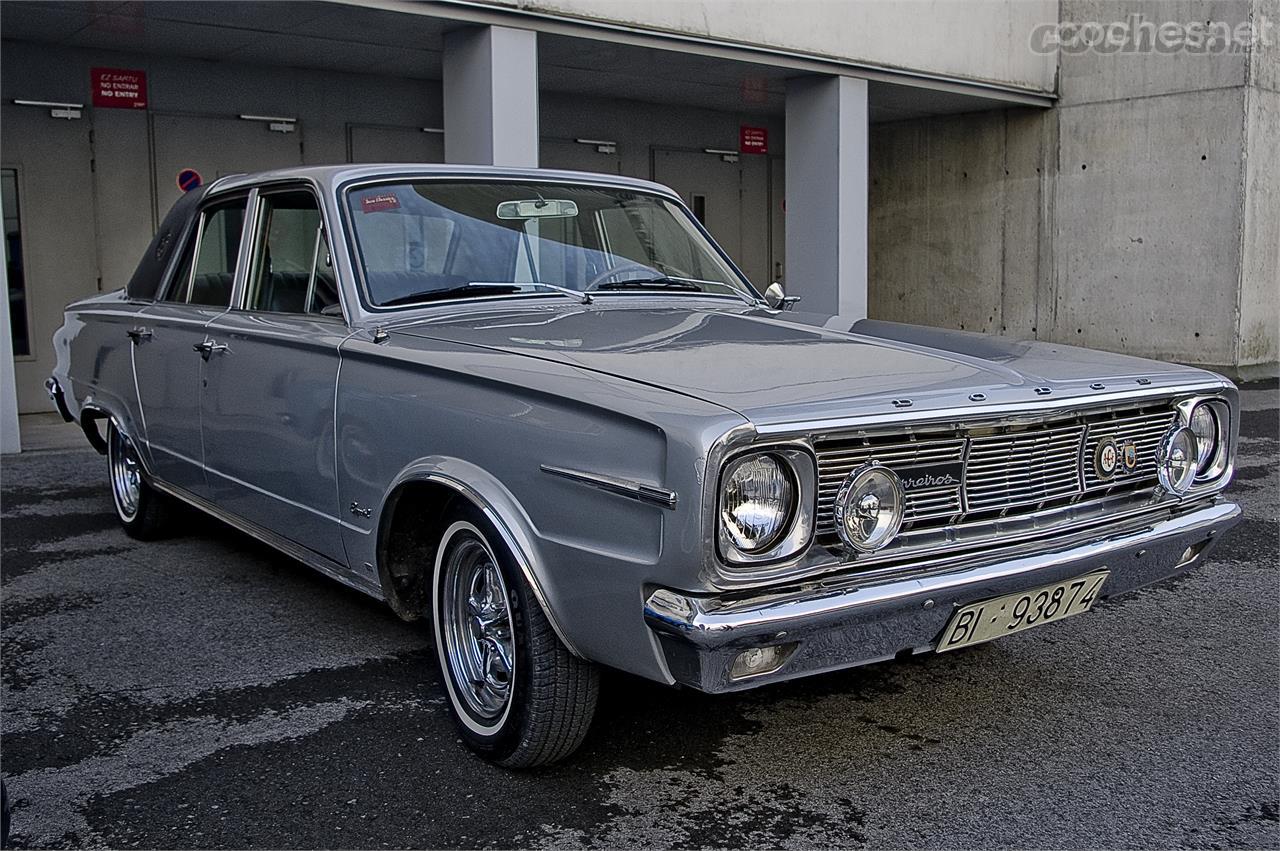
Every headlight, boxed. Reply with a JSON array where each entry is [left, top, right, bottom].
[[834, 463, 905, 552], [1156, 426, 1198, 495], [719, 453, 797, 553], [1189, 404, 1217, 469], [1188, 401, 1229, 480]]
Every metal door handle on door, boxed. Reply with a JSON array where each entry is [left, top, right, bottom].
[[126, 327, 152, 343], [193, 340, 230, 359]]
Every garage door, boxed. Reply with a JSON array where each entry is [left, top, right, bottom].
[[152, 114, 303, 219], [346, 124, 443, 164], [654, 147, 770, 287], [540, 137, 621, 175]]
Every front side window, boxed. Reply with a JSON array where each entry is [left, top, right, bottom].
[[244, 190, 339, 315], [164, 197, 246, 307], [345, 181, 752, 308]]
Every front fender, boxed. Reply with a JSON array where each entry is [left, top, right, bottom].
[[379, 455, 581, 657]]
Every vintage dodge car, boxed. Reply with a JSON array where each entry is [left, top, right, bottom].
[[50, 165, 1240, 767]]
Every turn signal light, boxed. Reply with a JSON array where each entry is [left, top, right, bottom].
[[729, 643, 797, 680]]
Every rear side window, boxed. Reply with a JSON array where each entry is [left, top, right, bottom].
[[163, 197, 246, 307], [244, 190, 339, 315], [126, 185, 208, 301]]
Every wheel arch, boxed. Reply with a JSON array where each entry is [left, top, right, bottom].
[[376, 457, 583, 658], [80, 401, 143, 459]]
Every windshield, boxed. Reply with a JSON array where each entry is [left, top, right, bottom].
[[345, 180, 754, 308]]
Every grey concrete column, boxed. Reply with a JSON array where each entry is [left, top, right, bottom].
[[785, 75, 869, 318], [1, 189, 21, 454], [443, 25, 539, 167]]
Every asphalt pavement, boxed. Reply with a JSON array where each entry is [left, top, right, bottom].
[[2, 382, 1277, 849]]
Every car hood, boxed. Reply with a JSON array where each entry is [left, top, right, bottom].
[[388, 301, 1223, 428]]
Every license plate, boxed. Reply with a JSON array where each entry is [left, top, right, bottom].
[[937, 571, 1109, 652]]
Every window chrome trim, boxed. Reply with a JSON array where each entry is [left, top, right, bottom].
[[539, 464, 677, 509], [335, 174, 761, 316]]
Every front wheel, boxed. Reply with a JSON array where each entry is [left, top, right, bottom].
[[107, 421, 171, 539], [433, 515, 599, 767]]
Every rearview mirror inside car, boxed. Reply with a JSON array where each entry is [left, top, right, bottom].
[[496, 199, 579, 219]]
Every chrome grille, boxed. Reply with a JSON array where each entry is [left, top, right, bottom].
[[813, 401, 1176, 541], [965, 423, 1084, 513], [816, 439, 965, 531], [1082, 409, 1178, 491]]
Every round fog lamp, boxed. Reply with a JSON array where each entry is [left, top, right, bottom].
[[1156, 426, 1198, 495], [1189, 404, 1218, 470], [834, 463, 905, 552]]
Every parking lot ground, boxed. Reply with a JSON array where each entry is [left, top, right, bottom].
[[2, 382, 1277, 849]]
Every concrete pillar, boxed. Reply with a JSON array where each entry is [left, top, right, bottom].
[[443, 25, 539, 167], [785, 75, 869, 318], [1, 189, 21, 454]]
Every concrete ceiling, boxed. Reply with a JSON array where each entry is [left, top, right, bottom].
[[0, 0, 1019, 123]]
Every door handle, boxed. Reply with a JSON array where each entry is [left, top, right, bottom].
[[193, 340, 230, 360], [126, 327, 152, 343]]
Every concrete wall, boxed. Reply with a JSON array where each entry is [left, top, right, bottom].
[[1238, 0, 1280, 370], [478, 0, 1058, 92], [869, 0, 1278, 375]]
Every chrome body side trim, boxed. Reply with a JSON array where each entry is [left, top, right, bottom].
[[540, 464, 678, 509], [646, 501, 1241, 693], [150, 478, 382, 598]]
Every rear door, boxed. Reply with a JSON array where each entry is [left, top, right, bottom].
[[200, 185, 349, 564], [132, 193, 247, 495]]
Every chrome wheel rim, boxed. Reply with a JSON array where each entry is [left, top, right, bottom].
[[109, 425, 142, 523], [441, 535, 515, 723]]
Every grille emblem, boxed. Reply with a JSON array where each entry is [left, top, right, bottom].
[[897, 463, 962, 491], [1095, 437, 1139, 479]]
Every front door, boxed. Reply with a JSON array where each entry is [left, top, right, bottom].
[[201, 186, 348, 564], [132, 194, 247, 495]]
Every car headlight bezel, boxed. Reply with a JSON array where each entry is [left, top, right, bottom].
[[717, 447, 816, 566], [1187, 399, 1230, 482]]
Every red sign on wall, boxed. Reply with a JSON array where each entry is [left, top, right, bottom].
[[740, 125, 768, 154], [92, 68, 148, 109]]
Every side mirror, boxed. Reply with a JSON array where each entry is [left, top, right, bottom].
[[764, 282, 785, 308], [764, 281, 800, 310]]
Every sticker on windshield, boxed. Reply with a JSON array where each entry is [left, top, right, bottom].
[[360, 193, 401, 213]]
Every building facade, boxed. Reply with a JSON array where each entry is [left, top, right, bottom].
[[1, 0, 1276, 445]]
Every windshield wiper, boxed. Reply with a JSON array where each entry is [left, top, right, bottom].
[[594, 276, 704, 292], [380, 284, 521, 306], [379, 281, 591, 307]]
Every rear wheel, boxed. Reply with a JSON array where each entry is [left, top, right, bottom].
[[433, 513, 599, 767], [107, 421, 171, 539]]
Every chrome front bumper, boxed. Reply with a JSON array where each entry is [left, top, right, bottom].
[[644, 501, 1241, 693]]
